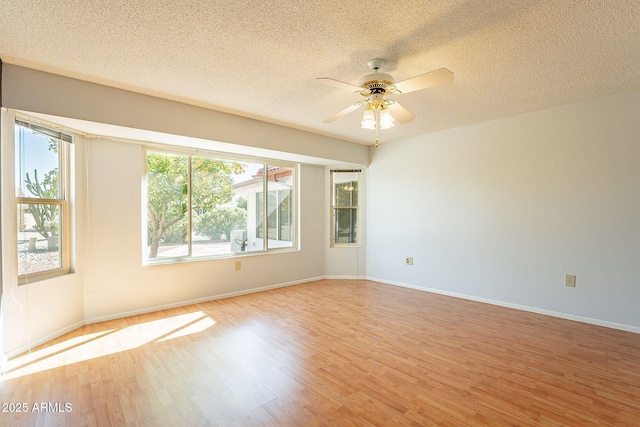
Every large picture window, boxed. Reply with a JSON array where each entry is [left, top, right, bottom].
[[331, 170, 360, 246], [15, 119, 72, 283], [145, 150, 296, 262]]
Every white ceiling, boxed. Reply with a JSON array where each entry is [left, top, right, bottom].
[[2, 1, 640, 146]]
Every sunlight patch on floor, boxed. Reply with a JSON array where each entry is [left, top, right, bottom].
[[157, 317, 215, 342], [1, 311, 215, 381]]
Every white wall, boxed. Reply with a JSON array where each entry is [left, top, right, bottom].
[[83, 138, 326, 322], [1, 112, 87, 355], [1, 64, 369, 166], [1, 64, 358, 357], [367, 88, 640, 331]]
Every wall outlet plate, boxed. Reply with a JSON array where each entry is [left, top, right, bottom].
[[405, 257, 414, 265], [565, 274, 576, 287]]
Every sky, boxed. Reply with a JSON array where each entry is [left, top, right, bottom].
[[15, 125, 60, 198]]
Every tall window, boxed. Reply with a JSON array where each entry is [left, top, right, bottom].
[[145, 150, 296, 262], [255, 166, 295, 247], [15, 120, 72, 283], [331, 170, 360, 246]]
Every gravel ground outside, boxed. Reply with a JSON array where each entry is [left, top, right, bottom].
[[18, 239, 60, 276]]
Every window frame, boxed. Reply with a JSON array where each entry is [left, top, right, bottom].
[[330, 170, 361, 247], [261, 166, 295, 244], [143, 146, 298, 265], [14, 117, 73, 284]]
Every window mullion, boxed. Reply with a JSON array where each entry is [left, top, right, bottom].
[[263, 163, 268, 250], [188, 155, 193, 257], [59, 137, 67, 201], [16, 197, 63, 205], [276, 190, 281, 241]]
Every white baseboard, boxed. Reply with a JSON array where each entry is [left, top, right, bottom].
[[84, 276, 325, 325], [3, 320, 86, 361], [2, 277, 325, 361], [10, 275, 635, 363], [368, 276, 640, 334], [323, 275, 367, 280]]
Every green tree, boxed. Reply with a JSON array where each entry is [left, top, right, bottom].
[[237, 196, 248, 210], [146, 152, 244, 258], [194, 207, 247, 241], [24, 169, 59, 239]]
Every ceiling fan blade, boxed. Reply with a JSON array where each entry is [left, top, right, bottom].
[[393, 68, 454, 94], [388, 102, 415, 124], [323, 103, 363, 123], [317, 77, 362, 92]]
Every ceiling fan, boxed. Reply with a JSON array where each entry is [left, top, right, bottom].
[[317, 59, 453, 146]]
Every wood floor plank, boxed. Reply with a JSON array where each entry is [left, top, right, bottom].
[[2, 279, 640, 426]]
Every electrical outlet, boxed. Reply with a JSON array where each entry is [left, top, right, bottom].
[[405, 257, 414, 265], [234, 261, 241, 271], [565, 274, 576, 287]]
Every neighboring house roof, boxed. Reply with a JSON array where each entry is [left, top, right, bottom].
[[233, 166, 292, 189]]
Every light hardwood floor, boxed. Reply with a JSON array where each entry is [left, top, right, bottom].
[[1, 279, 639, 426]]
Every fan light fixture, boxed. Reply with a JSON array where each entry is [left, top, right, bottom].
[[360, 105, 375, 129], [379, 105, 395, 129], [318, 58, 454, 147], [360, 102, 395, 131]]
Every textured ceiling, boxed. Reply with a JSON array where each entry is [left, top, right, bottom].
[[2, 1, 640, 146]]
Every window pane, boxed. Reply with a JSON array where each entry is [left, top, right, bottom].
[[331, 171, 359, 246], [146, 152, 189, 258], [15, 123, 61, 199], [191, 157, 259, 256], [230, 162, 265, 252], [278, 189, 292, 242], [18, 203, 62, 276], [267, 190, 278, 239], [267, 166, 294, 248], [333, 172, 358, 207], [143, 151, 296, 263], [334, 208, 358, 244], [335, 181, 358, 206]]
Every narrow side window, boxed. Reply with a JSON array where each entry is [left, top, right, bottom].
[[331, 170, 360, 246], [15, 120, 72, 283]]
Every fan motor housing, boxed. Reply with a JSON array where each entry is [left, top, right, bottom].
[[359, 72, 395, 91]]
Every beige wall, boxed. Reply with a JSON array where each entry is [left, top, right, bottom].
[[1, 64, 369, 166], [83, 138, 326, 322]]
